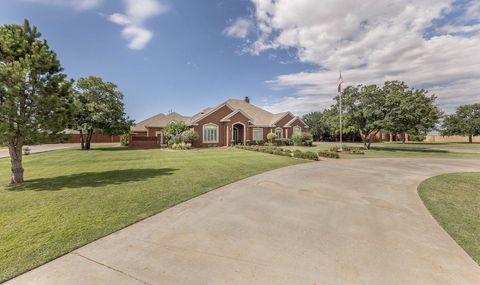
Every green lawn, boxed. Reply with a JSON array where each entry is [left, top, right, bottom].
[[284, 142, 480, 159], [0, 147, 305, 282], [419, 173, 480, 264]]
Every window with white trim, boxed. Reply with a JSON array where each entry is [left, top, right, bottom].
[[203, 124, 218, 143], [253, 128, 263, 141], [275, 128, 283, 139], [293, 126, 301, 136]]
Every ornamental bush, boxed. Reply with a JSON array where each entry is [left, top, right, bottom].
[[181, 129, 199, 143], [120, 134, 129, 146], [318, 151, 340, 159], [302, 151, 319, 161], [170, 142, 192, 150], [267, 132, 277, 143], [292, 134, 303, 146]]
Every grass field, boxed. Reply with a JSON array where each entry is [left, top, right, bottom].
[[419, 173, 480, 265], [284, 142, 480, 159], [0, 147, 305, 282]]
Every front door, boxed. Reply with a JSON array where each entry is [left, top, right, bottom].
[[233, 127, 239, 144]]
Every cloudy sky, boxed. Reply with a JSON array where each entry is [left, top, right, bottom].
[[2, 0, 479, 120]]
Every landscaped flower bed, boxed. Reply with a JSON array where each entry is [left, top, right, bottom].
[[236, 145, 319, 161], [330, 145, 365, 155]]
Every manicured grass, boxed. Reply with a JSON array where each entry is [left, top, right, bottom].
[[419, 173, 480, 264], [0, 147, 305, 282], [283, 142, 480, 159]]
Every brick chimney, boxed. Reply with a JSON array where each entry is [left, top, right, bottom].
[[244, 96, 250, 103]]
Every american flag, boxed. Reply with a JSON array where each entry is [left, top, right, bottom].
[[337, 72, 343, 93]]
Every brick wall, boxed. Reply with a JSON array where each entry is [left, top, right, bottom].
[[129, 135, 160, 148]]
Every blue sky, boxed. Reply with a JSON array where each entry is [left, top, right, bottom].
[[1, 0, 313, 121], [2, 0, 480, 120]]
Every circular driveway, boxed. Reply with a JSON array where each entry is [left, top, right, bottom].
[[7, 158, 480, 285]]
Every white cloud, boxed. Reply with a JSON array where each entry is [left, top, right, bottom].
[[108, 0, 167, 50], [230, 0, 480, 115], [23, 0, 102, 10], [224, 17, 253, 38]]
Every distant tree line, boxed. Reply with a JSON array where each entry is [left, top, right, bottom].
[[1, 20, 132, 184]]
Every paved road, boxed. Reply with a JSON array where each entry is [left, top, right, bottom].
[[0, 143, 120, 158], [6, 159, 480, 285]]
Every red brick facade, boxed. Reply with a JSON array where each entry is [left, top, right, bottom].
[[130, 98, 308, 148]]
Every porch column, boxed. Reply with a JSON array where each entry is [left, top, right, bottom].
[[226, 125, 229, 146], [286, 128, 289, 138]]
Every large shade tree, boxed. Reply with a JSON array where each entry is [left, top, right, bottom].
[[0, 20, 74, 184], [442, 103, 480, 143], [303, 111, 329, 141], [73, 76, 132, 150], [383, 81, 441, 143], [335, 84, 387, 149]]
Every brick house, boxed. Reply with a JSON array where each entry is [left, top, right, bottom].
[[130, 97, 308, 148]]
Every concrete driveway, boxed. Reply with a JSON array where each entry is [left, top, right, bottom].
[[0, 143, 120, 159], [6, 158, 480, 285], [0, 144, 79, 158]]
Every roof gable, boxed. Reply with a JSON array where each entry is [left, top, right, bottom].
[[220, 109, 253, 122], [285, 117, 309, 128]]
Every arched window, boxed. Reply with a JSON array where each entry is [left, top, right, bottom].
[[293, 126, 302, 136], [203, 123, 218, 143], [275, 128, 283, 139]]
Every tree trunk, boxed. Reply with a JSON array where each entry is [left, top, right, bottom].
[[469, 135, 473, 143], [85, 129, 93, 150], [79, 130, 85, 150], [8, 143, 24, 184], [358, 130, 367, 149], [402, 132, 406, 144]]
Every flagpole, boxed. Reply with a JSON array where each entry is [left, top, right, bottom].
[[339, 88, 343, 152], [338, 71, 343, 152]]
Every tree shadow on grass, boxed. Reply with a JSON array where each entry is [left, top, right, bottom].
[[7, 168, 176, 191]]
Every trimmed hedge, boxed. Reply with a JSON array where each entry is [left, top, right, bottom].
[[318, 151, 340, 159], [235, 145, 320, 161]]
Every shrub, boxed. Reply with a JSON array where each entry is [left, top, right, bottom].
[[256, 140, 265, 146], [181, 129, 199, 143], [273, 149, 283, 156], [280, 138, 293, 146], [164, 121, 189, 141], [170, 142, 192, 150], [409, 133, 426, 142], [293, 149, 303, 157], [267, 132, 277, 143], [303, 139, 313, 146], [302, 151, 319, 161], [330, 145, 365, 153], [282, 151, 292, 157], [292, 134, 303, 146], [318, 151, 340, 159], [120, 134, 129, 146], [300, 132, 314, 146], [23, 147, 31, 156]]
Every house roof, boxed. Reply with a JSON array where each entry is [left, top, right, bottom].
[[189, 99, 297, 127], [131, 112, 191, 131], [284, 116, 309, 128], [133, 98, 307, 130]]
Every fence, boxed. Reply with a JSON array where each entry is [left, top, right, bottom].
[[67, 134, 120, 143]]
